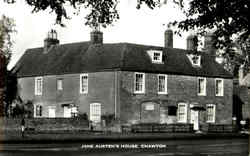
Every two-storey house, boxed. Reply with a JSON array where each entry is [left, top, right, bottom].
[[13, 29, 233, 127]]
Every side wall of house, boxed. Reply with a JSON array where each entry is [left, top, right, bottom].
[[18, 72, 116, 118], [119, 71, 233, 125], [243, 89, 250, 120]]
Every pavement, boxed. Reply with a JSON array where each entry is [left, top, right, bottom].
[[0, 130, 248, 143]]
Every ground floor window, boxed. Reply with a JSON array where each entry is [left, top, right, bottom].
[[34, 104, 42, 117], [71, 106, 78, 117], [48, 106, 56, 118], [168, 106, 177, 116], [63, 106, 78, 118], [90, 103, 101, 123], [206, 104, 216, 123], [177, 103, 187, 123]]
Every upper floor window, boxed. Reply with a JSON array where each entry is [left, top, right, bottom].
[[147, 50, 163, 64], [134, 72, 145, 94], [35, 77, 43, 95], [187, 54, 201, 67], [158, 74, 167, 94], [80, 74, 88, 94], [198, 77, 206, 96], [215, 79, 224, 96], [34, 104, 42, 117], [177, 103, 187, 123], [206, 104, 216, 123], [57, 79, 63, 90]]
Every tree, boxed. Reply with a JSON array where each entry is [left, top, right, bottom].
[[170, 0, 250, 74], [0, 15, 17, 116], [3, 0, 163, 28]]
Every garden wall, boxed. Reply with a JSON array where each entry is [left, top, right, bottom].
[[0, 118, 89, 131]]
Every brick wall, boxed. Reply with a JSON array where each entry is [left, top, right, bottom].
[[242, 89, 250, 120], [120, 71, 233, 125], [18, 71, 117, 118]]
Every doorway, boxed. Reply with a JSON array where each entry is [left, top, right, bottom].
[[90, 103, 101, 123]]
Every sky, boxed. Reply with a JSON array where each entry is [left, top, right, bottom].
[[0, 0, 189, 69]]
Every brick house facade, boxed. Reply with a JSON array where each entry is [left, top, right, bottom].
[[13, 30, 233, 126]]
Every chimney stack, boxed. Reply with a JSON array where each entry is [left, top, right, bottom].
[[90, 26, 103, 44], [44, 29, 59, 53], [186, 34, 198, 51], [164, 28, 173, 48], [204, 32, 216, 56]]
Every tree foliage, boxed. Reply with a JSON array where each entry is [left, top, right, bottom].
[[0, 15, 16, 64], [0, 15, 17, 117], [168, 0, 250, 74], [4, 0, 167, 28]]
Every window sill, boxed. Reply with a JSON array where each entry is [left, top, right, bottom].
[[134, 92, 145, 94], [198, 93, 206, 96], [215, 94, 223, 97], [80, 92, 88, 94], [206, 121, 215, 123], [152, 61, 164, 64], [158, 92, 168, 95], [177, 121, 187, 124]]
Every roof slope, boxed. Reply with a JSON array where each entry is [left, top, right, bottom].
[[13, 42, 232, 78]]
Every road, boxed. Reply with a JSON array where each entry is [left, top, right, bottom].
[[0, 137, 248, 156]]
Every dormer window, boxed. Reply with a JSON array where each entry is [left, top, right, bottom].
[[187, 54, 201, 66], [147, 50, 163, 64]]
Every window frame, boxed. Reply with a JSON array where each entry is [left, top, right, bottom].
[[153, 51, 162, 63], [187, 54, 201, 67], [34, 104, 42, 117], [57, 78, 63, 91], [80, 73, 88, 94], [215, 78, 224, 96], [177, 103, 188, 123], [206, 104, 216, 123], [90, 103, 101, 123], [134, 72, 145, 94], [158, 74, 168, 94], [147, 50, 163, 64], [35, 77, 43, 95], [168, 106, 177, 116], [197, 77, 207, 96]]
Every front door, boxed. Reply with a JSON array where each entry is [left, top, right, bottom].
[[90, 103, 101, 123], [190, 105, 199, 131], [193, 111, 199, 131]]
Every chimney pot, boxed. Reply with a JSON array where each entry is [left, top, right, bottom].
[[44, 29, 59, 54]]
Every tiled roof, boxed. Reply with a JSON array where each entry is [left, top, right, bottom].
[[13, 42, 232, 78]]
